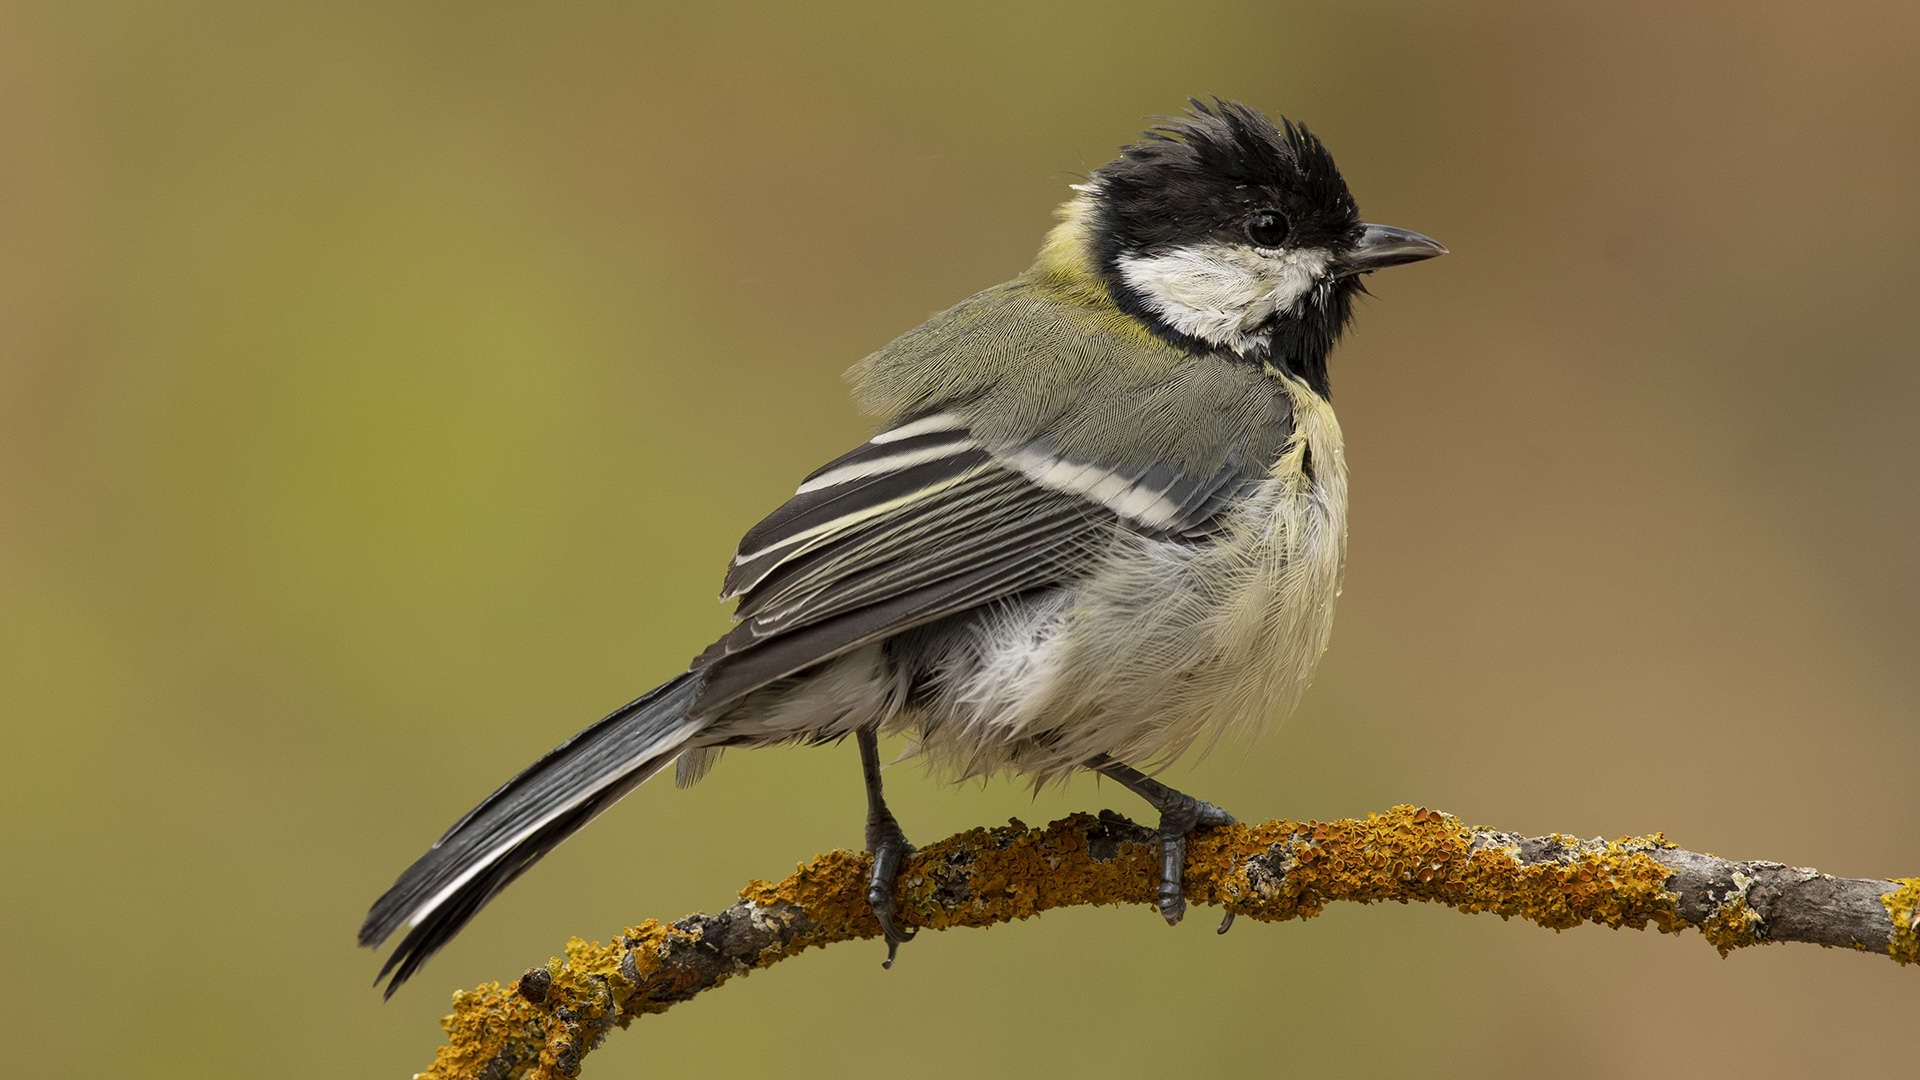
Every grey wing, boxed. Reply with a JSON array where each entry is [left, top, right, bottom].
[[685, 411, 1265, 717]]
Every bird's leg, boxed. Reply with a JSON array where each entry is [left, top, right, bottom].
[[1088, 755, 1238, 933], [857, 727, 916, 967]]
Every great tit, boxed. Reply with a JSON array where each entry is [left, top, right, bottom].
[[361, 99, 1445, 993]]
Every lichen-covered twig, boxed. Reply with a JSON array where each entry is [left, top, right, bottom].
[[414, 806, 1919, 1080]]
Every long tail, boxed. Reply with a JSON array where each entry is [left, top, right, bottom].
[[358, 672, 704, 996]]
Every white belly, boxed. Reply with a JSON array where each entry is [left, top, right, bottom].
[[916, 377, 1349, 781]]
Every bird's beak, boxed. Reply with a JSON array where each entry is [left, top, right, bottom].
[[1332, 223, 1448, 277]]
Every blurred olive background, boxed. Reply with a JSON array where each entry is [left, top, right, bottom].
[[3, 2, 1917, 1077]]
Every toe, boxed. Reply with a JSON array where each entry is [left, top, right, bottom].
[[1158, 885, 1187, 926], [1195, 801, 1237, 827]]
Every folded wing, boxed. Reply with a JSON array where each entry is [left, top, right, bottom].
[[688, 411, 1267, 715]]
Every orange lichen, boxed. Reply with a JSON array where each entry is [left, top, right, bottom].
[[738, 847, 882, 950], [419, 982, 544, 1080], [416, 808, 1911, 1080], [1885, 877, 1920, 966], [1192, 808, 1684, 938]]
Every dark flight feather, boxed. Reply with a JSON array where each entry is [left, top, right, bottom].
[[359, 673, 703, 995]]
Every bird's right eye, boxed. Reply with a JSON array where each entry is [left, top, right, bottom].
[[1246, 210, 1290, 249]]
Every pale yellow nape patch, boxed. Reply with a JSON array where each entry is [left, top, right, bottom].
[[1026, 192, 1113, 306]]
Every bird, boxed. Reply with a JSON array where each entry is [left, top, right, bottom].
[[359, 99, 1445, 995]]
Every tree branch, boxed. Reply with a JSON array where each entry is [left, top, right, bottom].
[[414, 806, 1919, 1080]]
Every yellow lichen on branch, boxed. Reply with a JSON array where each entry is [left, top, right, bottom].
[[414, 807, 1914, 1080], [1193, 808, 1683, 933], [1886, 878, 1920, 966]]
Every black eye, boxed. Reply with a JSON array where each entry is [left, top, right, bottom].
[[1245, 210, 1290, 248]]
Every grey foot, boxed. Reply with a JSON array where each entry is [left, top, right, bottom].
[[1087, 754, 1238, 933], [1150, 793, 1237, 929], [865, 817, 917, 968]]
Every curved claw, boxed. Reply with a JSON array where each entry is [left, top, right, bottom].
[[869, 882, 918, 941], [1216, 911, 1236, 935], [875, 909, 918, 969], [871, 898, 917, 968]]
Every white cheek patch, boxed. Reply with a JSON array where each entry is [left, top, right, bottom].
[[1116, 244, 1332, 354]]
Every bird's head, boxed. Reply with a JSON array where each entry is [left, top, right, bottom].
[[1058, 100, 1445, 392]]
